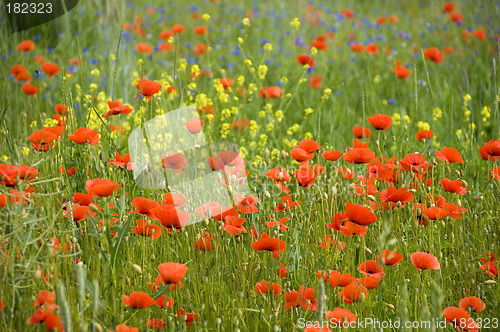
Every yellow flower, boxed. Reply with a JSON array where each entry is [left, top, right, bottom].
[[22, 146, 30, 156], [259, 111, 266, 118], [244, 59, 252, 67], [456, 129, 462, 138], [304, 107, 314, 115], [290, 18, 300, 30], [91, 69, 100, 76], [263, 43, 272, 51], [304, 132, 313, 139], [242, 18, 250, 26], [237, 75, 245, 86], [266, 123, 275, 131], [136, 59, 143, 66], [1, 155, 9, 161], [275, 110, 284, 122], [373, 75, 382, 83], [311, 47, 317, 56], [463, 94, 471, 103], [257, 64, 268, 80], [202, 13, 210, 21], [238, 37, 244, 44]]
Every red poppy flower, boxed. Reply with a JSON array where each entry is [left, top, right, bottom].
[[352, 126, 372, 138], [459, 296, 485, 312], [236, 194, 259, 213], [325, 308, 357, 326], [290, 147, 314, 162], [134, 219, 161, 239], [484, 139, 500, 156], [275, 195, 301, 212], [423, 47, 444, 64], [162, 193, 187, 208], [472, 28, 486, 41], [416, 130, 434, 142], [41, 62, 61, 77], [325, 270, 358, 288], [171, 24, 185, 34], [135, 78, 162, 100], [345, 203, 377, 225], [338, 282, 368, 304], [17, 40, 35, 51], [159, 30, 173, 39], [440, 178, 467, 195], [157, 262, 188, 284], [343, 148, 375, 164], [295, 162, 317, 188], [136, 42, 152, 53], [254, 281, 283, 296], [108, 151, 134, 170], [28, 307, 64, 331], [149, 318, 167, 329], [350, 43, 363, 52], [321, 150, 343, 161], [193, 232, 216, 251], [449, 12, 463, 23], [367, 114, 392, 131], [114, 324, 138, 332], [490, 166, 500, 180], [367, 161, 393, 180], [376, 250, 404, 265], [22, 84, 40, 95], [222, 215, 247, 235], [183, 119, 205, 134], [68, 128, 99, 145], [358, 260, 385, 279], [276, 264, 288, 278], [150, 204, 190, 228], [177, 307, 197, 326], [103, 99, 133, 118], [85, 178, 120, 197], [193, 25, 207, 34], [317, 235, 346, 250], [443, 307, 479, 331], [259, 86, 281, 98], [123, 292, 156, 309], [435, 147, 464, 163], [410, 252, 440, 270], [265, 168, 291, 182], [399, 153, 429, 173], [308, 75, 323, 89], [296, 54, 315, 67], [131, 197, 159, 219], [161, 153, 187, 173], [251, 232, 286, 258], [365, 43, 379, 55], [378, 186, 414, 208], [395, 65, 410, 79], [219, 77, 233, 88], [299, 139, 322, 153], [443, 2, 456, 13], [284, 286, 317, 310]]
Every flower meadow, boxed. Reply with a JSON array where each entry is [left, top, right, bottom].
[[1, 0, 500, 331]]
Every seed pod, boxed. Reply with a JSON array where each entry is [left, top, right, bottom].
[[132, 264, 142, 274]]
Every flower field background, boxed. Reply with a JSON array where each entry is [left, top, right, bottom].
[[0, 0, 499, 331]]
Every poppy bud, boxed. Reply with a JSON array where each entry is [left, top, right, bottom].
[[216, 318, 222, 325], [89, 204, 98, 212], [409, 188, 417, 193], [323, 192, 328, 200], [227, 185, 233, 195], [365, 247, 372, 254], [35, 269, 43, 280], [395, 201, 402, 208], [374, 140, 379, 146], [132, 264, 142, 274], [264, 148, 270, 156], [278, 172, 283, 181], [358, 292, 366, 303], [331, 186, 338, 195], [367, 195, 376, 201], [281, 150, 287, 159], [386, 303, 395, 310], [151, 254, 156, 260], [484, 280, 496, 285], [264, 190, 271, 199], [76, 260, 84, 267]]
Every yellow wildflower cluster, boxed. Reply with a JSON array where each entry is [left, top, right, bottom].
[[286, 124, 300, 136], [258, 65, 268, 80], [432, 107, 443, 122], [481, 106, 491, 123], [416, 121, 431, 131], [290, 18, 300, 30]]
